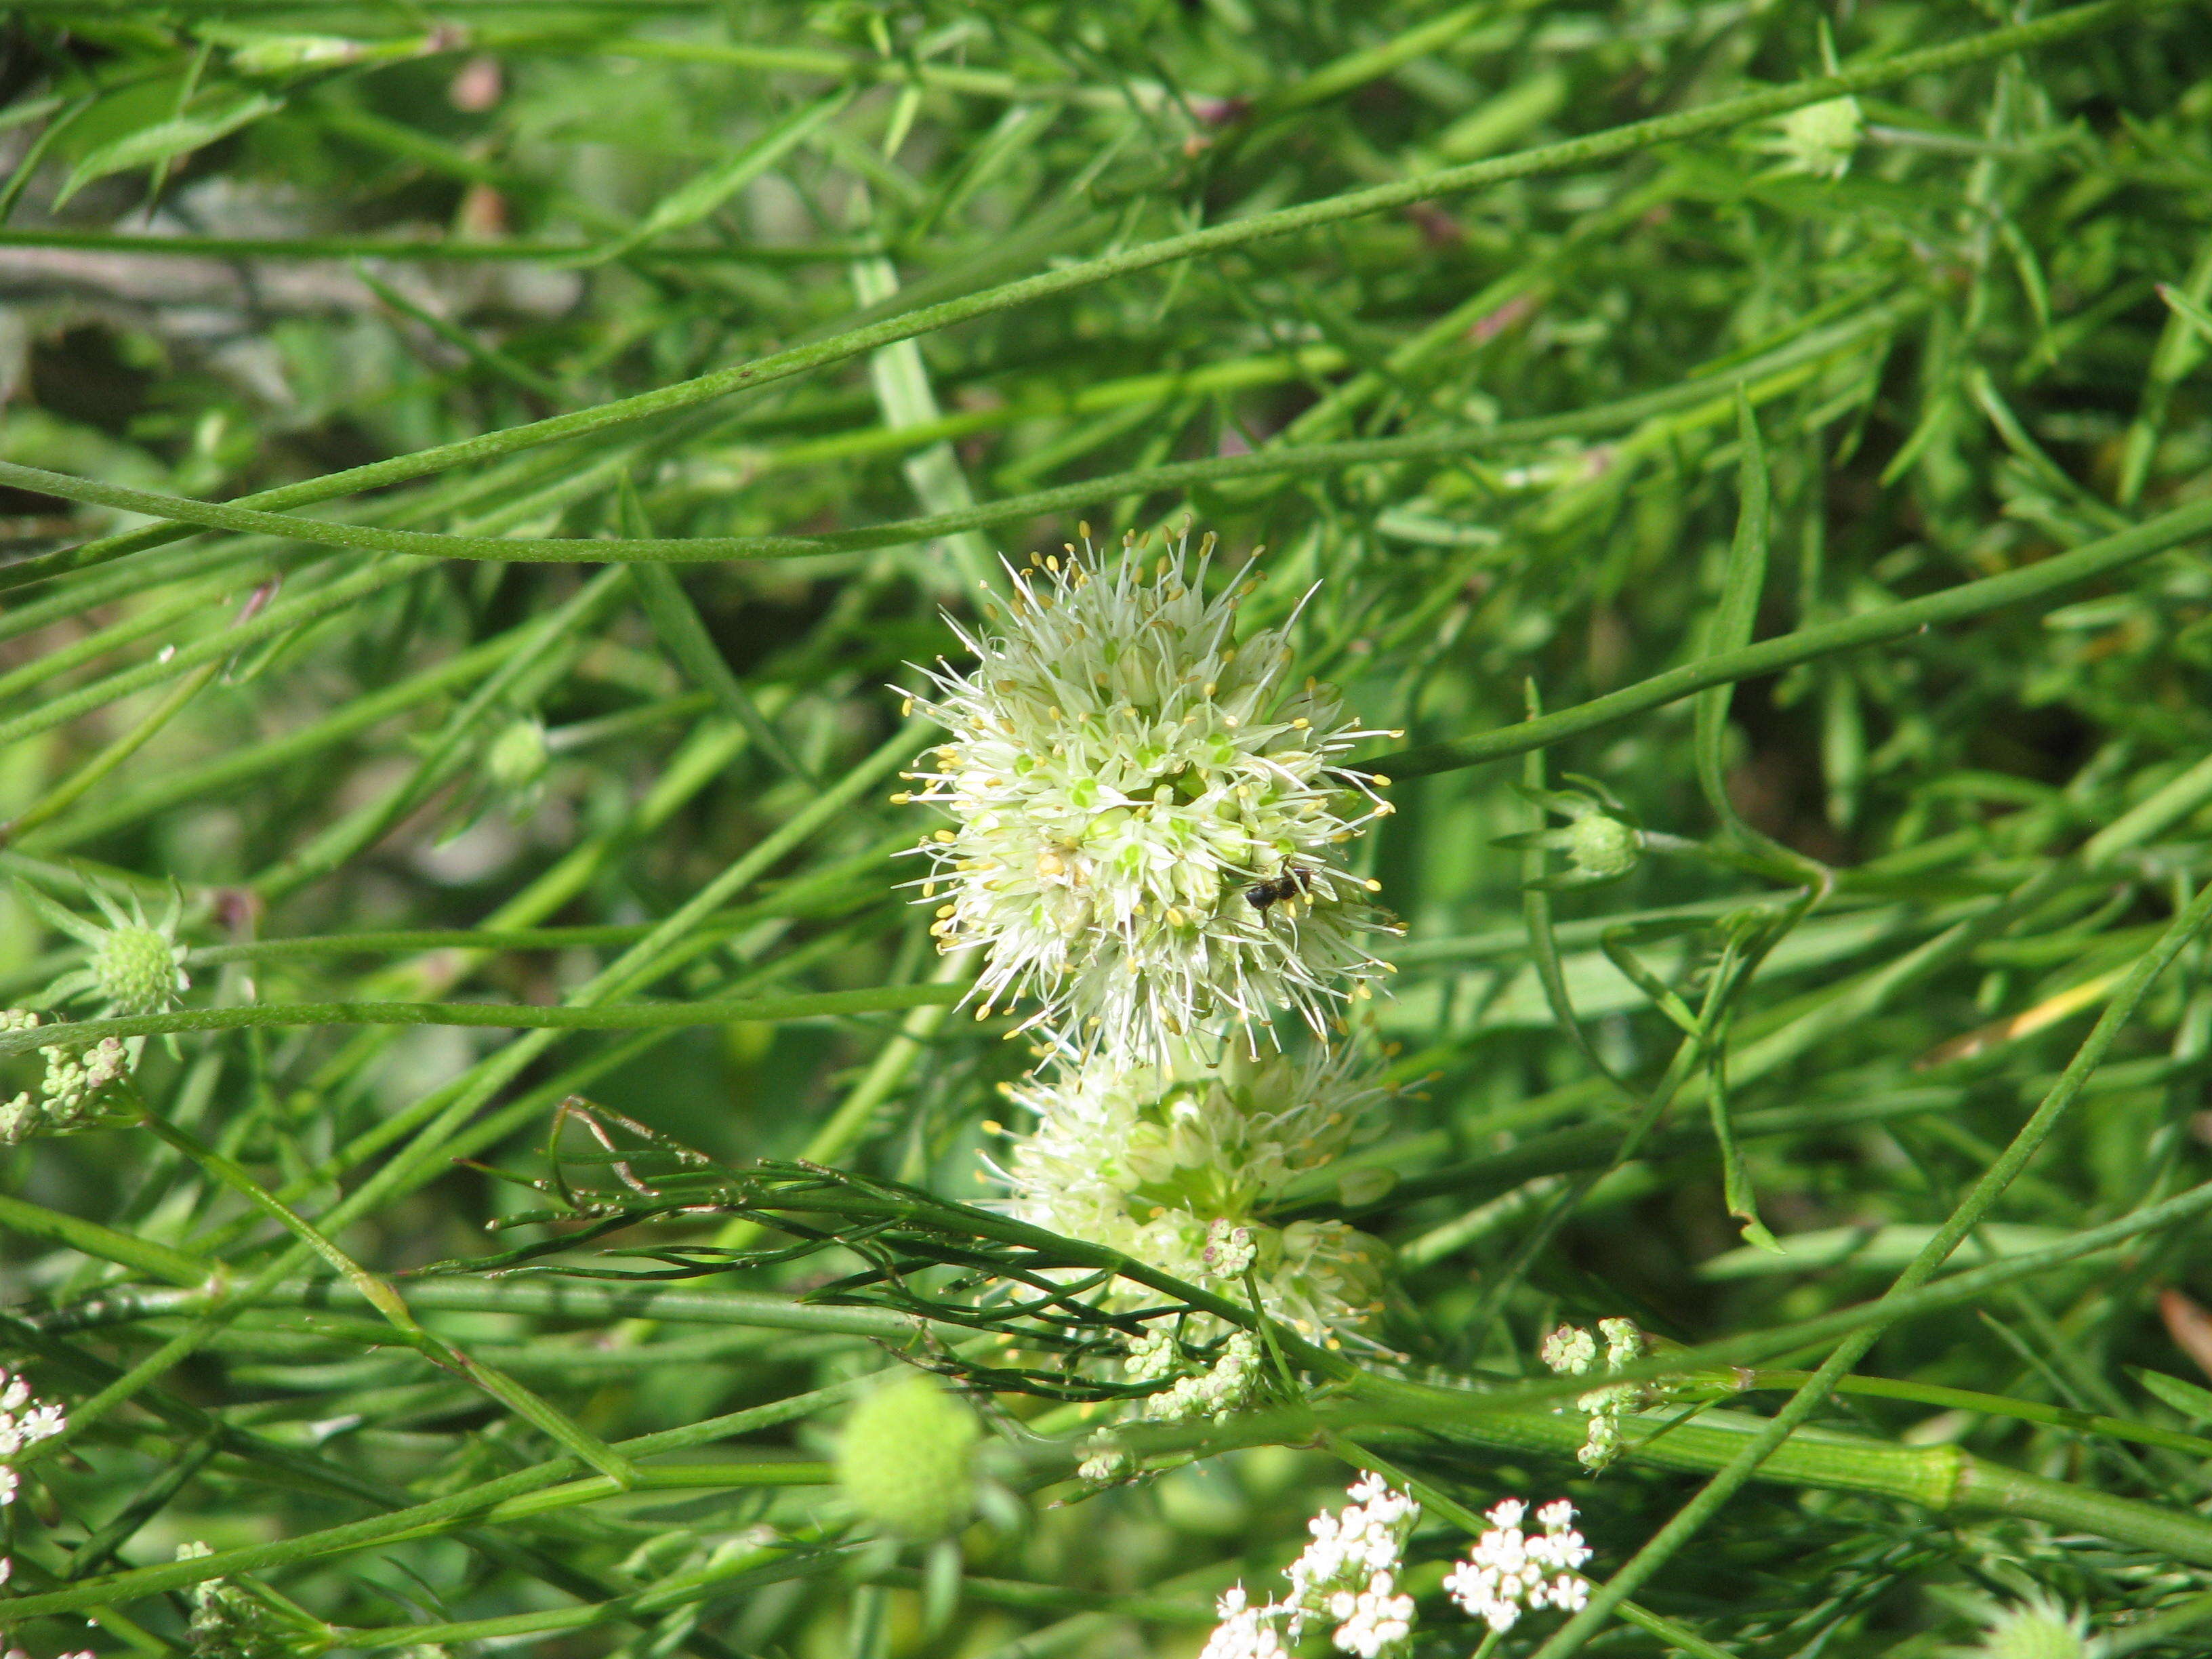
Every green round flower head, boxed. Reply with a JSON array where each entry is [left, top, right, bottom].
[[91, 925, 183, 1015], [1565, 812, 1639, 880], [834, 1372, 979, 1542], [487, 717, 551, 793], [1972, 1599, 2090, 1659]]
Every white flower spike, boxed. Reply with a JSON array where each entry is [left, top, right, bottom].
[[899, 524, 1397, 1061]]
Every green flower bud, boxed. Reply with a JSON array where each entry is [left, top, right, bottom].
[[1970, 1599, 2091, 1659], [835, 1372, 979, 1542], [91, 925, 184, 1015], [487, 717, 551, 794], [1773, 96, 1862, 180], [1564, 811, 1640, 880], [230, 35, 369, 75]]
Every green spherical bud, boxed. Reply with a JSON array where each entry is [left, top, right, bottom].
[[1565, 812, 1640, 880], [1975, 1601, 2089, 1659], [91, 926, 180, 1014], [1776, 96, 1862, 180], [487, 718, 551, 793], [834, 1373, 979, 1542]]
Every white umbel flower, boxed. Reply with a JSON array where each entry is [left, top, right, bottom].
[[1202, 1585, 1292, 1659], [1283, 1471, 1420, 1656], [0, 1366, 68, 1508], [1442, 1496, 1593, 1633], [899, 525, 1397, 1059], [1001, 1043, 1390, 1339], [1200, 1474, 1421, 1659]]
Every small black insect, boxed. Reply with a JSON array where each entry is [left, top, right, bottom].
[[1246, 865, 1315, 914]]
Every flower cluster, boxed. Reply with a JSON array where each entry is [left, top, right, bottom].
[[1540, 1318, 1663, 1472], [1001, 1043, 1390, 1339], [1442, 1498, 1594, 1633], [1203, 1473, 1420, 1659], [0, 1366, 67, 1508], [1202, 1585, 1291, 1659], [0, 1012, 136, 1147], [1125, 1330, 1261, 1422], [18, 880, 190, 1018], [179, 1540, 291, 1658], [1962, 1594, 2094, 1659], [899, 527, 1396, 1059], [902, 527, 1407, 1388]]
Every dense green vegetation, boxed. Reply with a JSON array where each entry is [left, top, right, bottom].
[[0, 2, 2209, 1655]]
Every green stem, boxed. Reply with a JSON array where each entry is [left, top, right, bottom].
[[1, 659, 221, 843], [0, 228, 869, 262], [1525, 877, 2212, 1658], [0, 1460, 832, 1623], [6, 1, 2134, 592], [1746, 1370, 2212, 1462], [0, 558, 428, 751], [1376, 493, 2212, 779], [0, 984, 964, 1057]]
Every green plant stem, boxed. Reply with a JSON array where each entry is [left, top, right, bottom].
[[1523, 876, 2212, 1658], [0, 984, 964, 1057], [33, 1280, 928, 1343], [180, 896, 878, 964], [5, 1, 2133, 592], [1374, 493, 2212, 779], [127, 1102, 644, 1488], [0, 558, 429, 751], [0, 228, 870, 262], [1739, 1371, 2212, 1462], [18, 612, 520, 853], [0, 658, 221, 843], [0, 1449, 830, 1623]]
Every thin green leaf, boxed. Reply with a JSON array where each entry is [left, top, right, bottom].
[[2132, 1366, 2212, 1425], [56, 91, 282, 206], [572, 92, 851, 268]]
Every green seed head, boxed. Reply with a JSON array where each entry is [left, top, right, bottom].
[[834, 1372, 980, 1542], [91, 926, 182, 1014], [1974, 1599, 2090, 1659], [1565, 812, 1640, 880], [1775, 96, 1863, 180], [487, 718, 551, 793]]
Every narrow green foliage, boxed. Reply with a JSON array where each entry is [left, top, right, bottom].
[[0, 3, 2206, 1656]]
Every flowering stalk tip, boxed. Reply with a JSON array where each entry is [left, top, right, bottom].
[[899, 525, 1395, 1060]]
